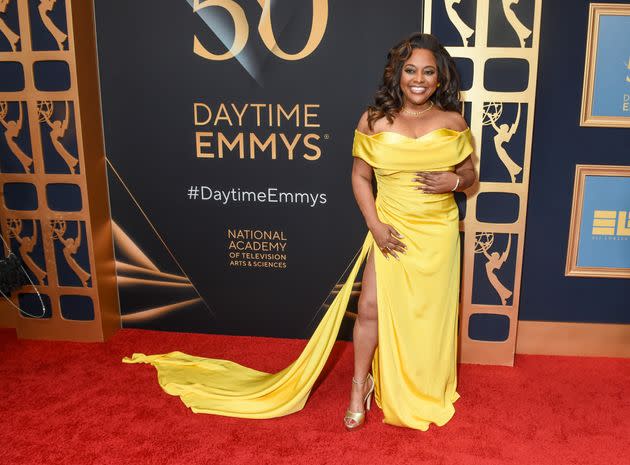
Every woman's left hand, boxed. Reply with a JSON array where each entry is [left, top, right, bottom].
[[413, 171, 460, 194]]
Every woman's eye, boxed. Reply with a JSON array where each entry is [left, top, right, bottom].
[[425, 70, 435, 75], [404, 68, 415, 74]]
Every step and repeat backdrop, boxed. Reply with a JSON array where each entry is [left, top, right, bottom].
[[94, 0, 413, 339], [3, 0, 626, 361], [93, 0, 545, 364]]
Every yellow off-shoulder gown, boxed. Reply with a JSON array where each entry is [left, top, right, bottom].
[[124, 127, 474, 431]]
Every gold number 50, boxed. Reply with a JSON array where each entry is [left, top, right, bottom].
[[193, 0, 328, 61]]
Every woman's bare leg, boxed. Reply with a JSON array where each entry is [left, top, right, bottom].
[[346, 247, 378, 421]]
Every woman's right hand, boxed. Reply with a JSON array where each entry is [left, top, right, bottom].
[[369, 221, 406, 259]]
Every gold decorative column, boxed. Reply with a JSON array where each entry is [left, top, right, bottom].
[[0, 0, 118, 341], [424, 0, 543, 365]]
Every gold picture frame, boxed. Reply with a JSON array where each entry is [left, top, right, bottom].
[[580, 3, 630, 127], [566, 165, 630, 278]]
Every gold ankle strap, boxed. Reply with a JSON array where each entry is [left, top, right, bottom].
[[352, 376, 367, 385]]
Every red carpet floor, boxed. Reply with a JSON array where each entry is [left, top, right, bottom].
[[1, 327, 628, 465]]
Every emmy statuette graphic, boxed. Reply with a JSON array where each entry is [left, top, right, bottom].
[[482, 102, 523, 183], [0, 0, 19, 51], [444, 0, 474, 47], [38, 101, 79, 174], [0, 101, 33, 173], [37, 0, 67, 50], [475, 232, 513, 306], [50, 220, 90, 287], [6, 219, 47, 285], [502, 0, 532, 48]]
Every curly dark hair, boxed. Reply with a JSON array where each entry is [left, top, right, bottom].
[[367, 33, 462, 130]]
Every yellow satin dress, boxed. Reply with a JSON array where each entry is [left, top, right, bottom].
[[123, 127, 474, 431]]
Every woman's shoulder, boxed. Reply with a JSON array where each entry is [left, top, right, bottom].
[[356, 110, 383, 135], [356, 109, 391, 135], [356, 111, 371, 134], [435, 109, 468, 132]]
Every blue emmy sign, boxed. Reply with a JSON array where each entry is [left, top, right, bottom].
[[580, 4, 630, 128], [591, 15, 630, 117], [577, 176, 630, 267], [566, 165, 630, 278]]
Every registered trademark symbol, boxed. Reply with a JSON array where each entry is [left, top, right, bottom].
[[324, 134, 330, 140]]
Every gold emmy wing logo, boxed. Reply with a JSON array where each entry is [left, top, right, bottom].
[[192, 0, 328, 61], [592, 210, 630, 237]]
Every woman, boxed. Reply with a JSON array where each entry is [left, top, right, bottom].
[[345, 32, 476, 430], [124, 32, 475, 432]]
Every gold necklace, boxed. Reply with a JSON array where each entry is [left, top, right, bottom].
[[401, 101, 434, 117]]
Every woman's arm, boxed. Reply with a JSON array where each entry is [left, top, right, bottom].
[[351, 158, 379, 231], [414, 155, 476, 193], [352, 158, 406, 259], [352, 112, 406, 259], [453, 155, 476, 191]]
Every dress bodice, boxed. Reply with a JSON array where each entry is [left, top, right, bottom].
[[352, 127, 473, 172], [352, 128, 474, 209]]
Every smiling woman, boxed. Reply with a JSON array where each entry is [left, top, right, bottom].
[[367, 33, 463, 132], [123, 32, 477, 433], [346, 32, 476, 430]]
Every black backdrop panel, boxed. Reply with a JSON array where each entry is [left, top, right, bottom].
[[94, 0, 426, 337]]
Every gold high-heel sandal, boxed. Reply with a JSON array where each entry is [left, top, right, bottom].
[[343, 373, 374, 431]]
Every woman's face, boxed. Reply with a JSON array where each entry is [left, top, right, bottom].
[[399, 48, 439, 108]]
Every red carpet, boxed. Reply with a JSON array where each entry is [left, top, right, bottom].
[[0, 327, 628, 465]]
